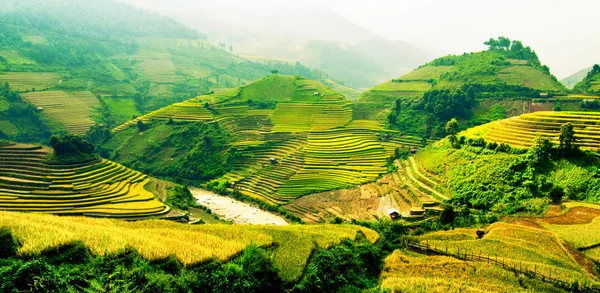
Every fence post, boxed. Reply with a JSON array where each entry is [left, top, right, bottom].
[[446, 245, 448, 255]]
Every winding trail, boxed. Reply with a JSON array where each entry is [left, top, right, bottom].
[[190, 188, 288, 225]]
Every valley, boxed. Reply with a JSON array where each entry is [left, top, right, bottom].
[[1, 0, 600, 292]]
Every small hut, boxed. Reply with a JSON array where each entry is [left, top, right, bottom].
[[387, 208, 400, 219], [269, 157, 278, 164], [313, 91, 320, 96], [410, 148, 419, 154]]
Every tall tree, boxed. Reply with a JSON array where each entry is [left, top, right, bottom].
[[445, 118, 459, 147], [559, 122, 575, 151]]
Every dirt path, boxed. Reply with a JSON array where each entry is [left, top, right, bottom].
[[190, 188, 288, 225]]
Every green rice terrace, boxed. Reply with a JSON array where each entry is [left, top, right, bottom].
[[106, 75, 428, 208], [0, 141, 169, 218], [464, 111, 600, 150]]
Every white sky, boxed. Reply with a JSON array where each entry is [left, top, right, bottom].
[[126, 0, 598, 78], [323, 0, 597, 78]]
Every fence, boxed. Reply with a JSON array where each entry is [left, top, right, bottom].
[[406, 240, 599, 292]]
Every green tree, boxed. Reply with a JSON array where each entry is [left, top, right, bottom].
[[445, 118, 459, 135], [271, 69, 279, 74], [445, 118, 460, 147], [559, 122, 575, 151]]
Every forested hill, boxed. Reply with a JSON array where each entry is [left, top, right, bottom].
[[359, 37, 566, 139], [573, 64, 600, 94], [0, 0, 202, 39], [0, 0, 350, 143]]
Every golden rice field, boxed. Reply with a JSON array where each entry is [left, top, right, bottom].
[[21, 90, 99, 134], [0, 211, 378, 282], [0, 143, 168, 218], [417, 222, 593, 283], [380, 250, 562, 293], [467, 111, 600, 150], [0, 72, 61, 91], [542, 213, 600, 249]]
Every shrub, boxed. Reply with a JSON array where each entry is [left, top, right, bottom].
[[0, 227, 19, 258]]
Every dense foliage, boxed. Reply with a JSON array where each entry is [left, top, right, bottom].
[[48, 134, 96, 162], [0, 83, 53, 143], [425, 135, 600, 214], [101, 121, 234, 184], [165, 185, 198, 211]]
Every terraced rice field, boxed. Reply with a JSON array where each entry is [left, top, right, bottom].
[[0, 72, 61, 91], [417, 222, 593, 284], [286, 155, 449, 222], [0, 143, 168, 218], [473, 111, 600, 150], [21, 90, 99, 134], [0, 211, 378, 282], [112, 76, 431, 206]]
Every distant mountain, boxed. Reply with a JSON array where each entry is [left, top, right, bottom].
[[124, 0, 430, 89], [561, 66, 593, 89]]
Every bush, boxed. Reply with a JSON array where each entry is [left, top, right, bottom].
[[0, 227, 19, 258], [49, 134, 96, 162], [165, 185, 197, 211]]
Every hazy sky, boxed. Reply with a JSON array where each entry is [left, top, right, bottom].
[[126, 0, 598, 78], [324, 0, 597, 78]]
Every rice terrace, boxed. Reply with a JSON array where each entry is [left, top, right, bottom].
[[1, 0, 600, 292]]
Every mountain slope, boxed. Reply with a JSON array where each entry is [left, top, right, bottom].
[[0, 0, 353, 139], [101, 75, 426, 205], [359, 37, 566, 138], [573, 64, 600, 94]]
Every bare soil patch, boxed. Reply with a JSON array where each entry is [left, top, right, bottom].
[[191, 188, 288, 225]]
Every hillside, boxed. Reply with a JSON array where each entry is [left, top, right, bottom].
[[573, 65, 600, 94], [0, 141, 171, 218], [101, 75, 427, 206], [562, 65, 594, 89], [359, 37, 567, 138], [0, 0, 353, 140]]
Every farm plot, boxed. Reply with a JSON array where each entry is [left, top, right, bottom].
[[473, 111, 600, 150], [0, 143, 168, 218], [0, 72, 61, 91], [286, 155, 448, 222], [0, 211, 377, 282], [417, 222, 592, 284], [21, 90, 99, 134]]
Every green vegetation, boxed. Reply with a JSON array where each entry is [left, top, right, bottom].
[[360, 37, 566, 139], [103, 76, 427, 206], [0, 0, 356, 139], [0, 82, 53, 143], [573, 64, 600, 94]]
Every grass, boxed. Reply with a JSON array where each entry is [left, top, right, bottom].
[[98, 96, 141, 125], [240, 75, 296, 102], [369, 80, 432, 92], [398, 66, 453, 81], [0, 211, 377, 282], [498, 66, 564, 92], [0, 72, 61, 91], [21, 90, 99, 135]]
